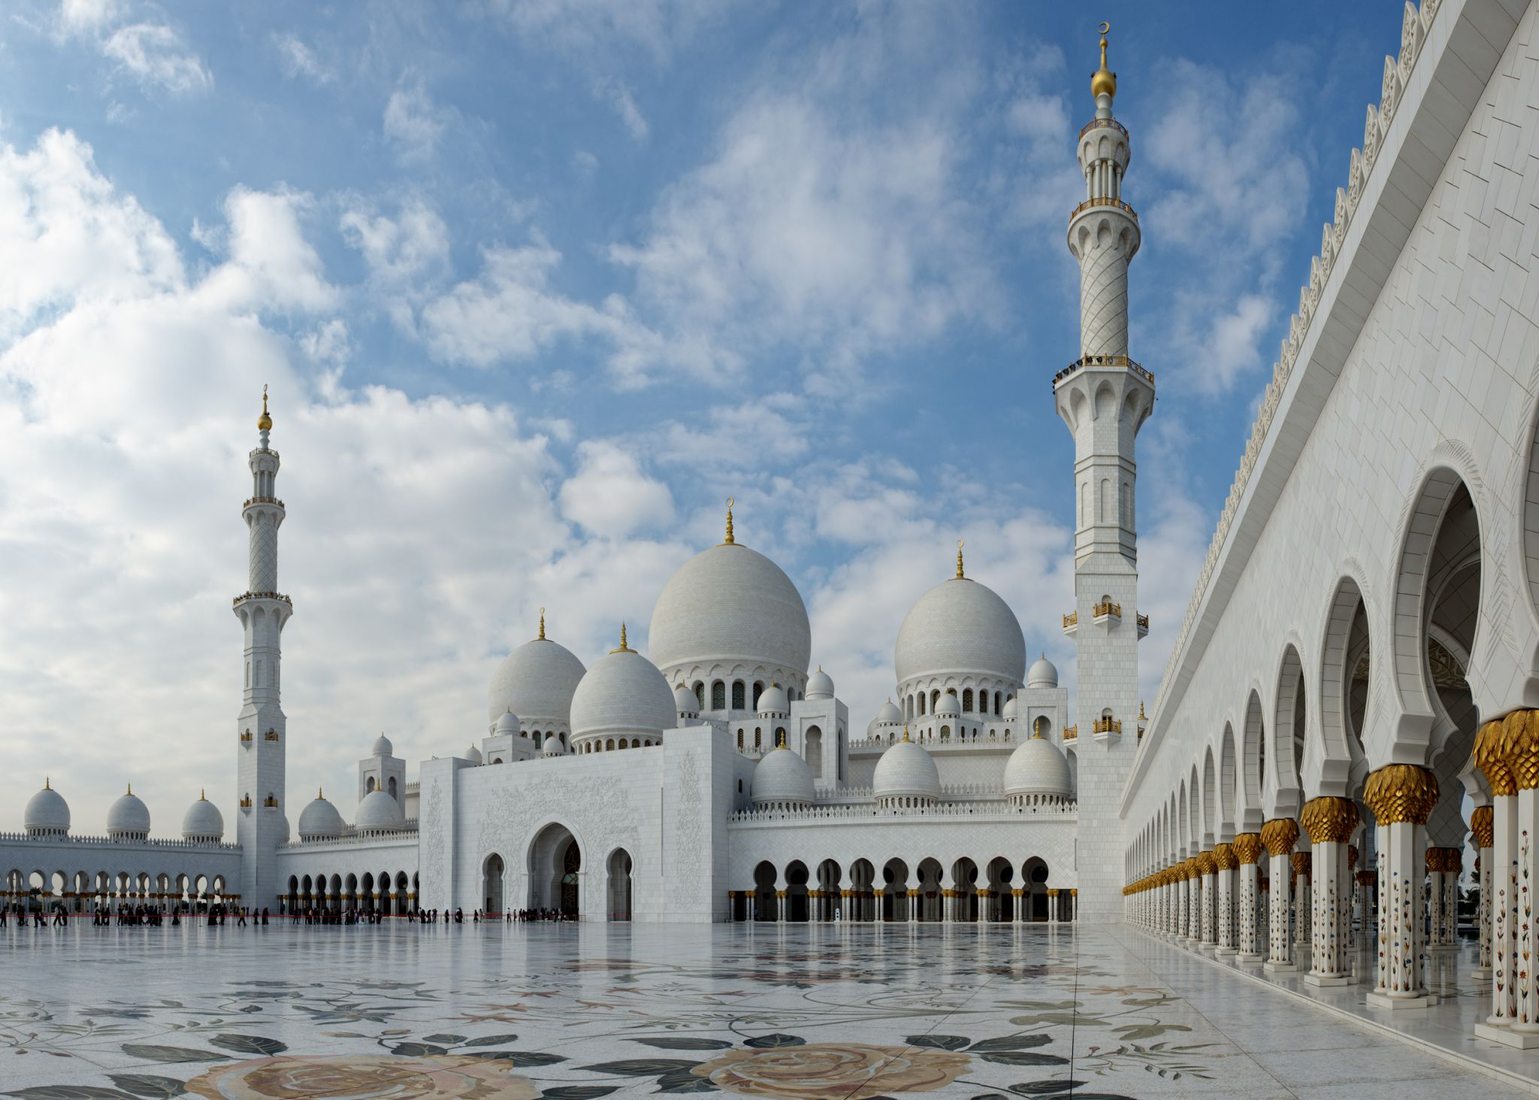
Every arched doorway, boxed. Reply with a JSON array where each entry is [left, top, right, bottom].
[[987, 857, 1014, 922], [483, 854, 504, 915], [607, 849, 633, 921], [527, 823, 581, 917], [753, 861, 777, 921], [785, 861, 810, 921], [1022, 857, 1050, 921]]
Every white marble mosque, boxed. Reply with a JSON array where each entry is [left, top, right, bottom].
[[9, 0, 1539, 1089]]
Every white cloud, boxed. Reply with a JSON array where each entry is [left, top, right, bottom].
[[559, 441, 675, 536], [340, 197, 450, 284], [56, 3, 211, 96], [596, 79, 648, 141], [384, 78, 448, 161], [273, 32, 335, 85], [195, 188, 338, 314]]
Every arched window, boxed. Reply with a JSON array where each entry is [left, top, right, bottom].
[[994, 691, 1002, 715], [930, 689, 940, 712], [752, 681, 764, 709], [693, 681, 705, 707], [387, 776, 397, 798], [737, 729, 744, 751], [732, 681, 746, 710], [940, 725, 951, 741], [962, 689, 974, 712], [366, 776, 376, 793], [711, 681, 726, 710], [918, 694, 926, 716], [754, 728, 762, 751]]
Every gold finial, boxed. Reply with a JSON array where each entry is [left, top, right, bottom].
[[777, 731, 786, 749], [1139, 701, 1147, 720], [724, 497, 735, 544], [538, 606, 546, 640], [44, 777, 50, 790], [127, 782, 133, 795], [318, 787, 324, 799], [200, 788, 206, 801], [611, 622, 630, 653], [1091, 21, 1117, 101], [901, 724, 911, 743], [257, 384, 273, 432], [955, 538, 965, 579]]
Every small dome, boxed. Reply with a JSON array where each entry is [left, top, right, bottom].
[[751, 745, 815, 806], [298, 792, 346, 840], [895, 576, 1025, 686], [24, 782, 70, 836], [181, 793, 224, 841], [371, 734, 394, 757], [674, 683, 700, 716], [933, 692, 962, 717], [464, 744, 483, 765], [757, 683, 789, 716], [494, 710, 522, 736], [570, 644, 676, 743], [488, 635, 586, 726], [541, 735, 568, 757], [278, 813, 291, 845], [1027, 654, 1059, 689], [806, 666, 834, 699], [873, 735, 941, 801], [1004, 735, 1073, 799], [872, 699, 902, 727], [1002, 696, 1019, 720], [355, 789, 404, 832], [107, 787, 151, 839]]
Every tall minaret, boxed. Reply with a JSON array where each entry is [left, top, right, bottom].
[[234, 386, 292, 908], [1053, 25, 1154, 922]]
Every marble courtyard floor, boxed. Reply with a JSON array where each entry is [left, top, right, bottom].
[[0, 920, 1518, 1099]]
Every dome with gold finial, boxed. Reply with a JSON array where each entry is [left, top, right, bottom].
[[487, 609, 587, 728], [569, 624, 676, 749], [895, 544, 1025, 687], [1091, 21, 1116, 101], [24, 779, 70, 837], [257, 384, 273, 432], [181, 790, 225, 842]]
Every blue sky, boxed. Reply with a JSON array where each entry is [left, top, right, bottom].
[[0, 0, 1406, 830]]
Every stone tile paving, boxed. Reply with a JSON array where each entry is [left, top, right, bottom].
[[0, 920, 1515, 1098]]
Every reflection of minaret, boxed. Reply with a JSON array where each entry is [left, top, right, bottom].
[[1052, 26, 1153, 922], [235, 387, 292, 907]]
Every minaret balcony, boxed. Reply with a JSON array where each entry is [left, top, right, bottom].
[[1061, 611, 1078, 636], [1092, 600, 1121, 623], [1136, 612, 1150, 638], [1052, 354, 1154, 389], [1062, 725, 1078, 742], [232, 591, 292, 607], [1092, 716, 1123, 740], [1069, 196, 1138, 223], [242, 496, 285, 509], [240, 729, 253, 747], [1078, 116, 1128, 140]]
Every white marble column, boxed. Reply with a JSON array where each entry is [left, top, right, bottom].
[[1234, 835, 1261, 962], [1362, 764, 1437, 1011], [1261, 820, 1299, 972], [1292, 852, 1311, 965], [1176, 867, 1190, 942], [1214, 844, 1237, 957], [1302, 797, 1357, 986], [1472, 804, 1494, 980], [1198, 854, 1216, 951]]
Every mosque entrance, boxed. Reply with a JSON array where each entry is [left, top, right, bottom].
[[483, 853, 504, 915], [527, 823, 581, 917], [607, 849, 633, 921]]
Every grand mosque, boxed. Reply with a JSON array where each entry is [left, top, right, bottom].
[[10, 2, 1539, 1027]]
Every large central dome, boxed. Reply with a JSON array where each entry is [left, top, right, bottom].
[[648, 541, 811, 683], [895, 576, 1025, 685]]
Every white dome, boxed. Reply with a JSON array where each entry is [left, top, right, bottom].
[[355, 789, 404, 832], [648, 542, 811, 683], [751, 746, 815, 805], [494, 710, 522, 736], [24, 783, 70, 835], [934, 692, 962, 717], [757, 683, 788, 716], [488, 636, 586, 726], [1027, 654, 1059, 689], [873, 699, 902, 727], [278, 814, 291, 845], [1004, 735, 1073, 799], [1002, 696, 1019, 720], [873, 736, 941, 801], [465, 744, 484, 765], [181, 794, 224, 841], [371, 734, 394, 757], [674, 683, 700, 716], [895, 577, 1025, 686], [107, 788, 151, 839], [298, 793, 345, 839], [806, 666, 834, 699], [570, 646, 676, 742], [541, 734, 568, 756]]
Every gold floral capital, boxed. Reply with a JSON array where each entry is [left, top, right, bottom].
[[1300, 795, 1358, 843], [1260, 817, 1300, 857], [1290, 851, 1311, 876], [1471, 804, 1495, 849], [1500, 710, 1539, 791], [1475, 717, 1517, 796], [1213, 842, 1237, 870], [1232, 833, 1262, 865], [1362, 763, 1438, 825], [1196, 851, 1216, 876]]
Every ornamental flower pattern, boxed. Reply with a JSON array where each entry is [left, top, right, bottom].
[[690, 1042, 970, 1098], [184, 1054, 540, 1100]]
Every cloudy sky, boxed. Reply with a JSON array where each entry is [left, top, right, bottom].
[[0, 0, 1401, 832]]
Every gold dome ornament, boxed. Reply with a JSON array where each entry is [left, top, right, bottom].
[[257, 384, 272, 432], [1091, 21, 1117, 101]]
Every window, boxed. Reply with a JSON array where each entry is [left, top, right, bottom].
[[962, 689, 974, 712], [732, 681, 746, 710], [712, 681, 726, 710]]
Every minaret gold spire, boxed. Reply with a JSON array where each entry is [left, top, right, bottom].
[[257, 384, 272, 432], [1091, 21, 1116, 102], [955, 539, 965, 579], [724, 497, 735, 544], [538, 607, 546, 640], [200, 788, 206, 800]]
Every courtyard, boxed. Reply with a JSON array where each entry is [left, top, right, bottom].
[[0, 921, 1518, 1098]]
